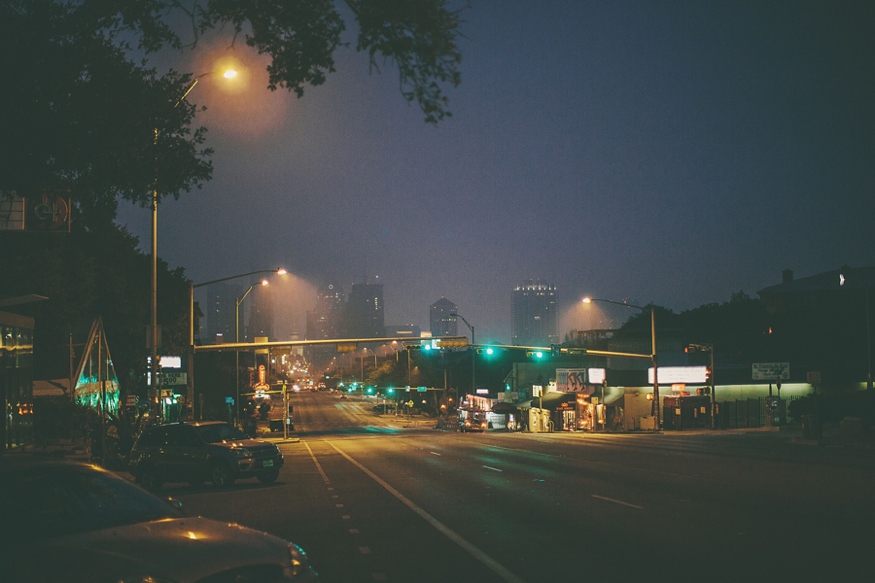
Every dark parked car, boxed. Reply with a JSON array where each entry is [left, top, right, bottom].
[[0, 458, 317, 582], [129, 421, 284, 490]]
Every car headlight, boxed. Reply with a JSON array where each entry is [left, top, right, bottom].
[[232, 447, 252, 458], [287, 543, 310, 576]]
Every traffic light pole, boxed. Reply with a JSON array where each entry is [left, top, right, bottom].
[[709, 345, 716, 429]]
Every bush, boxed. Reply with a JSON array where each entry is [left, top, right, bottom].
[[788, 390, 875, 428], [32, 397, 99, 445]]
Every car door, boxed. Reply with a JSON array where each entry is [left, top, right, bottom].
[[157, 426, 186, 481], [175, 425, 210, 478]]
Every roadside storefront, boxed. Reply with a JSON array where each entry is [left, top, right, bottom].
[[1, 310, 34, 450]]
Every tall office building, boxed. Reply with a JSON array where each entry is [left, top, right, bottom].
[[511, 280, 558, 346], [205, 283, 239, 344], [307, 282, 345, 340], [430, 298, 458, 337], [247, 283, 273, 341], [344, 283, 385, 338]]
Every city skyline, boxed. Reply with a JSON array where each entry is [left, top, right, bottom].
[[120, 1, 874, 345]]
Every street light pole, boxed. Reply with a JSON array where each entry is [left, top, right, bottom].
[[149, 133, 160, 422], [151, 68, 238, 424], [190, 268, 285, 421], [236, 280, 268, 428], [686, 342, 715, 429], [583, 297, 660, 430]]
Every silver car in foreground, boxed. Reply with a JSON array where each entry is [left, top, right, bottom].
[[0, 458, 318, 582]]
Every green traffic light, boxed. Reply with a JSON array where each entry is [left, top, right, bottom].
[[486, 347, 494, 355], [534, 351, 543, 358]]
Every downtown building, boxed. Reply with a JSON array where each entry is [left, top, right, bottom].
[[343, 283, 385, 338], [306, 282, 345, 341], [305, 282, 346, 364], [247, 283, 273, 341], [204, 282, 239, 344], [511, 280, 559, 346], [429, 298, 458, 337]]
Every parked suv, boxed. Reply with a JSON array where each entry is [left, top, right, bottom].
[[129, 421, 283, 491]]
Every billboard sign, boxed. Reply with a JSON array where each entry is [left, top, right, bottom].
[[752, 362, 790, 380], [648, 366, 708, 384], [556, 369, 587, 393]]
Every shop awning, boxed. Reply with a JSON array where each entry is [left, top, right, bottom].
[[534, 391, 578, 410]]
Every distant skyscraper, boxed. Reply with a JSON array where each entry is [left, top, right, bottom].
[[430, 298, 458, 337], [247, 284, 273, 341], [307, 282, 345, 340], [205, 283, 239, 344], [512, 280, 558, 346], [344, 283, 385, 338]]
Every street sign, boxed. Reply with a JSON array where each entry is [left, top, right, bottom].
[[336, 343, 358, 353], [417, 386, 427, 392], [752, 362, 790, 380], [161, 371, 188, 386]]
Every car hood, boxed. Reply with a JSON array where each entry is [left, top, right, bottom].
[[9, 516, 298, 583], [215, 438, 276, 449]]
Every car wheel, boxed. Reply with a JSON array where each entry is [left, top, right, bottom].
[[210, 463, 235, 488], [257, 469, 280, 484], [137, 466, 163, 492]]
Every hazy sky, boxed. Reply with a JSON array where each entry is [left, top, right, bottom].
[[117, 1, 875, 344]]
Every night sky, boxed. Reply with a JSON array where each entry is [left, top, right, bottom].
[[117, 1, 875, 344]]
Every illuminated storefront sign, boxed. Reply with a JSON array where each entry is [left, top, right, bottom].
[[648, 366, 707, 384]]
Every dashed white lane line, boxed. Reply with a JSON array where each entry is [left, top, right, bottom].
[[591, 494, 644, 510], [359, 546, 372, 554], [482, 465, 503, 472], [328, 441, 527, 583], [304, 441, 332, 484], [430, 451, 442, 456]]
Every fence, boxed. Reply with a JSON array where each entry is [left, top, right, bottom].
[[718, 397, 766, 429]]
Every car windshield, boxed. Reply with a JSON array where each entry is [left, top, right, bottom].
[[0, 462, 184, 541], [195, 423, 249, 443]]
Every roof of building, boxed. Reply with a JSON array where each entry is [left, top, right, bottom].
[[758, 266, 875, 296]]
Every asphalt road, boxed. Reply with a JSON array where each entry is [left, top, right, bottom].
[[165, 392, 875, 582]]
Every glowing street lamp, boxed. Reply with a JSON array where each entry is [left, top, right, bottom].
[[149, 66, 239, 422], [583, 297, 660, 429], [187, 267, 285, 423]]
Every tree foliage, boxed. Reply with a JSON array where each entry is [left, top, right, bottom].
[[1, 0, 463, 396], [1, 0, 462, 218], [0, 224, 191, 394]]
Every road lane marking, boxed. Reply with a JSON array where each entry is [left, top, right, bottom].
[[359, 546, 372, 554], [336, 504, 344, 508], [430, 451, 442, 456], [349, 528, 360, 534], [304, 441, 332, 484], [482, 465, 503, 472], [372, 574, 387, 581], [591, 494, 644, 510], [328, 441, 527, 583], [342, 515, 351, 520]]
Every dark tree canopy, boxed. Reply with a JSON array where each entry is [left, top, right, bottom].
[[0, 0, 463, 220]]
